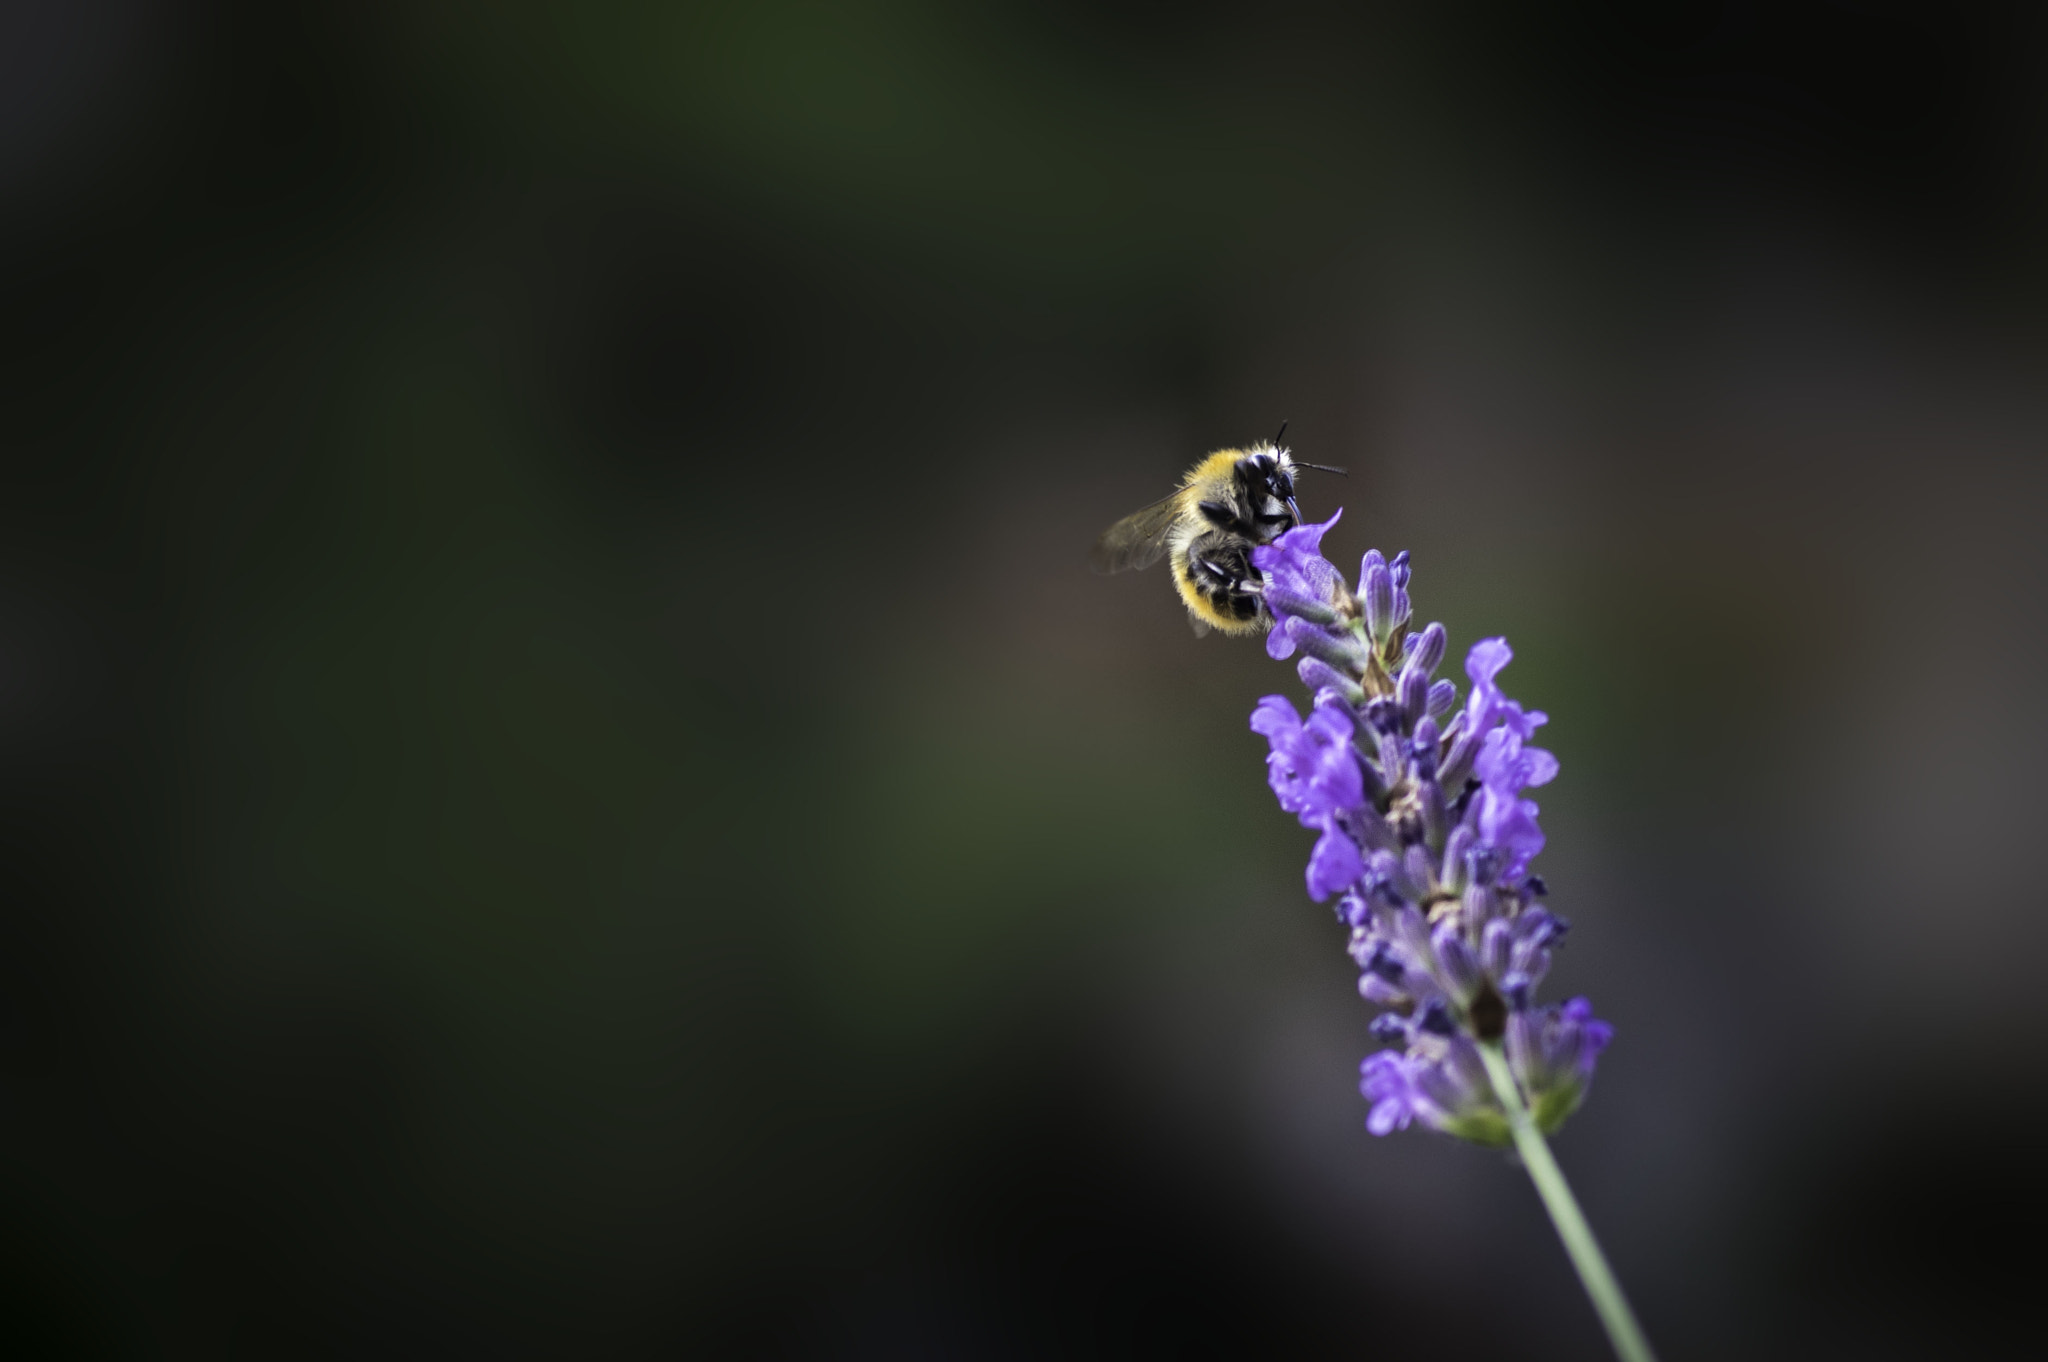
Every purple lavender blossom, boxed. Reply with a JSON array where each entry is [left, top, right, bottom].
[[1249, 695, 1366, 900], [1247, 525, 1611, 1144], [1256, 511, 1346, 606]]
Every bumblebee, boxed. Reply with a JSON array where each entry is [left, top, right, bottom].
[[1092, 431, 1341, 636]]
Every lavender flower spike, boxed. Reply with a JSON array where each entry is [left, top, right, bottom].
[[1244, 520, 1657, 1362], [1244, 536, 1600, 1141]]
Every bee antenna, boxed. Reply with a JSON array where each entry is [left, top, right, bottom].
[[1272, 420, 1289, 447], [1294, 461, 1348, 476]]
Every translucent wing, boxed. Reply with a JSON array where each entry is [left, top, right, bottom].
[[1090, 493, 1183, 574]]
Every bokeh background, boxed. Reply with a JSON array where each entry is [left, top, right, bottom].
[[5, 2, 2046, 1357]]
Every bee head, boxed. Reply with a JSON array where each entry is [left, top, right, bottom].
[[1238, 446, 1302, 527]]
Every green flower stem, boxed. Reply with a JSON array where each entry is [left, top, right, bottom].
[[1478, 1041, 1658, 1362]]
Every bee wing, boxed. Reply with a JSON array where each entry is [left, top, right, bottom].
[[1090, 494, 1183, 574]]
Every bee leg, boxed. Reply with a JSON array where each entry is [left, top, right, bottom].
[[1191, 553, 1268, 598], [1196, 500, 1252, 533]]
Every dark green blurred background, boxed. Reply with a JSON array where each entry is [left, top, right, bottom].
[[5, 2, 2045, 1357]]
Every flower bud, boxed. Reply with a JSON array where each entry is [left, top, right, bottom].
[[1265, 588, 1339, 625], [1362, 560, 1398, 642], [1284, 617, 1368, 671], [1398, 667, 1431, 728], [1401, 621, 1447, 679], [1298, 657, 1364, 704], [1432, 924, 1484, 1004]]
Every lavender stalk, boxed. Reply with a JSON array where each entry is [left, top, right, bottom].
[[1246, 511, 1656, 1362], [1478, 1042, 1656, 1362]]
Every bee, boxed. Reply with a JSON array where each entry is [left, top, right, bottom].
[[1092, 426, 1343, 636]]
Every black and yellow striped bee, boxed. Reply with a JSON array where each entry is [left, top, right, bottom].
[[1092, 430, 1341, 636]]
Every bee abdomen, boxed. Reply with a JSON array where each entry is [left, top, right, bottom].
[[1174, 537, 1267, 633]]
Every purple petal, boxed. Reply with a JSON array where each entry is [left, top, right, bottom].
[[1306, 825, 1365, 901], [1250, 694, 1303, 740]]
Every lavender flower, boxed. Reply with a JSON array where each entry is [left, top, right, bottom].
[[1247, 523, 1611, 1145], [1126, 493, 1656, 1359]]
